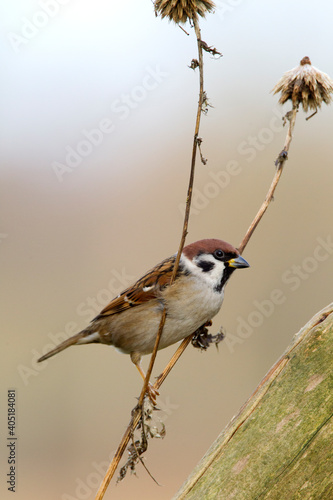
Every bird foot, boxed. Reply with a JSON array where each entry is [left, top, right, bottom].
[[146, 383, 159, 405]]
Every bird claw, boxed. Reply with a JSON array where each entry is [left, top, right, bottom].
[[146, 383, 159, 405]]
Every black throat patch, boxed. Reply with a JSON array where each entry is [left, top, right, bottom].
[[214, 267, 235, 293]]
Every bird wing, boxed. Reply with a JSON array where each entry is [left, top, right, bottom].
[[95, 255, 177, 318]]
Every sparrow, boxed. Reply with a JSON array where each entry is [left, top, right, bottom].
[[38, 239, 249, 401]]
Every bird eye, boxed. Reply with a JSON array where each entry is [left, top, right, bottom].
[[214, 249, 224, 259]]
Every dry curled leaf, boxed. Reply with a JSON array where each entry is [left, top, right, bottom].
[[192, 323, 225, 350], [189, 58, 199, 70], [117, 399, 166, 483], [200, 40, 222, 57]]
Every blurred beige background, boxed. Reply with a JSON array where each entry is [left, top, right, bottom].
[[1, 1, 333, 499]]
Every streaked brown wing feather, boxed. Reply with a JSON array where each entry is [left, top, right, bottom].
[[96, 255, 176, 318]]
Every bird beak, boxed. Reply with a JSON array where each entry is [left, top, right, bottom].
[[228, 255, 250, 268]]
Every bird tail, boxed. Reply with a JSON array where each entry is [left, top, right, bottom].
[[37, 328, 98, 363]]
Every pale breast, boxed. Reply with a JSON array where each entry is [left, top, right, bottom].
[[97, 274, 224, 355]]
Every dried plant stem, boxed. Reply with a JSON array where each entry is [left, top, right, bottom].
[[95, 411, 141, 499], [154, 335, 194, 389], [94, 336, 193, 500], [172, 17, 204, 278], [94, 18, 205, 500], [138, 15, 204, 407], [238, 104, 298, 254]]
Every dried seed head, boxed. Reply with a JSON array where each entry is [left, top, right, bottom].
[[154, 0, 215, 24], [272, 57, 333, 112]]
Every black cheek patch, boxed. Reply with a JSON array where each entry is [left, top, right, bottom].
[[197, 260, 215, 273]]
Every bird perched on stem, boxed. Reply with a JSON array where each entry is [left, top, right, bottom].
[[38, 239, 249, 401]]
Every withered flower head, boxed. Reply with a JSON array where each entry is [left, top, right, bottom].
[[154, 0, 215, 24], [272, 57, 333, 112]]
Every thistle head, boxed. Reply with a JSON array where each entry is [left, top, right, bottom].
[[272, 57, 333, 112], [154, 0, 215, 24]]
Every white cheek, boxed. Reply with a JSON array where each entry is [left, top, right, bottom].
[[207, 260, 226, 285], [181, 255, 226, 289]]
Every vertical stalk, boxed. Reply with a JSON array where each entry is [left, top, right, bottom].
[[238, 105, 298, 254], [138, 16, 205, 408], [94, 16, 206, 499]]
